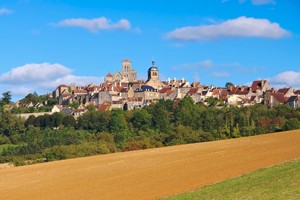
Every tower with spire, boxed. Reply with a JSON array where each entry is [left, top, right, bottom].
[[145, 60, 164, 89]]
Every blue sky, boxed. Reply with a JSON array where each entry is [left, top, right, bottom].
[[0, 0, 300, 101]]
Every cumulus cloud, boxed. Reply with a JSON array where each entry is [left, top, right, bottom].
[[0, 63, 102, 99], [166, 16, 289, 41], [0, 8, 13, 15], [55, 17, 131, 32], [270, 71, 300, 89], [0, 63, 71, 84]]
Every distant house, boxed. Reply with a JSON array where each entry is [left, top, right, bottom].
[[53, 84, 69, 99], [277, 87, 294, 98], [51, 105, 63, 113], [124, 97, 144, 110], [250, 80, 271, 96], [264, 92, 287, 108], [187, 88, 202, 103], [72, 108, 87, 119], [286, 95, 300, 108], [134, 85, 160, 101]]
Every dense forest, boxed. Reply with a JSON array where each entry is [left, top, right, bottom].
[[1, 96, 300, 166]]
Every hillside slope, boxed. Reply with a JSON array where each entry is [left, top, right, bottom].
[[1, 130, 300, 200]]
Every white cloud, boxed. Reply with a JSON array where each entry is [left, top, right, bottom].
[[0, 63, 102, 99], [212, 71, 230, 77], [0, 8, 13, 15], [0, 63, 72, 84], [270, 71, 300, 89], [55, 17, 131, 32], [251, 0, 275, 5], [166, 16, 289, 41]]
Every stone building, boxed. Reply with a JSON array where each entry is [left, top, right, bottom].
[[145, 61, 165, 89], [105, 59, 137, 83]]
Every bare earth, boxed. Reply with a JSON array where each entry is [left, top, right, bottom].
[[1, 130, 300, 200]]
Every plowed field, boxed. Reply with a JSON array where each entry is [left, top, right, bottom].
[[1, 130, 300, 200]]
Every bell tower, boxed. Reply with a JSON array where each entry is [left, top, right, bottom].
[[122, 59, 132, 79], [147, 60, 159, 81]]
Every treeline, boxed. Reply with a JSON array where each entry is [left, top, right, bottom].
[[1, 97, 300, 166], [11, 92, 59, 114]]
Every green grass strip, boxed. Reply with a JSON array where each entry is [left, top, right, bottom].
[[164, 159, 300, 200]]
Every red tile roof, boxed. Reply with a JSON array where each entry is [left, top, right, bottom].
[[191, 82, 200, 87], [278, 88, 291, 95], [120, 87, 129, 92], [271, 93, 287, 104], [212, 89, 220, 96], [97, 104, 110, 111], [159, 87, 171, 93], [166, 90, 174, 97], [251, 80, 266, 92], [106, 72, 113, 77], [188, 88, 198, 95], [73, 89, 88, 94]]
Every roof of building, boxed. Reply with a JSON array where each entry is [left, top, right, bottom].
[[148, 60, 159, 71], [97, 104, 110, 111], [212, 89, 220, 96], [141, 85, 156, 92], [191, 82, 200, 88], [120, 87, 129, 92], [251, 80, 266, 92], [166, 90, 174, 97], [187, 88, 198, 95], [53, 105, 63, 110], [287, 95, 300, 102], [271, 93, 287, 103], [278, 87, 292, 95], [122, 58, 131, 63], [73, 89, 88, 94], [106, 72, 113, 77], [159, 87, 171, 93]]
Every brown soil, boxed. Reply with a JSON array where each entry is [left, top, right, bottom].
[[1, 130, 300, 200]]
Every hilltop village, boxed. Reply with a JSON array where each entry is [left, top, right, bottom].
[[47, 59, 300, 117]]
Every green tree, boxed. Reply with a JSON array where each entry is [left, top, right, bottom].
[[175, 96, 195, 126], [69, 101, 80, 109], [225, 82, 234, 88], [109, 110, 129, 137], [87, 104, 96, 112], [1, 91, 12, 105], [78, 111, 111, 132], [25, 115, 36, 128], [152, 101, 172, 133], [131, 109, 152, 131], [0, 112, 25, 138], [283, 118, 300, 131], [62, 115, 76, 128], [52, 112, 65, 128], [21, 92, 39, 105]]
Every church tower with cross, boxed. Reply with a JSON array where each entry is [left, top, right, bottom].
[[145, 60, 165, 89]]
